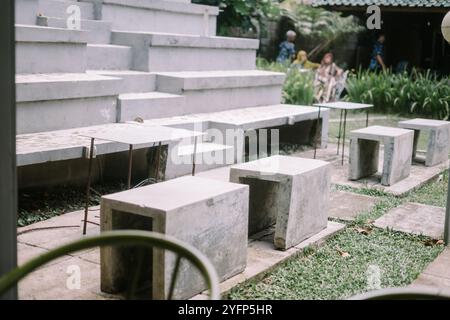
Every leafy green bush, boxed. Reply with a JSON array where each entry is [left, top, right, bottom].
[[257, 58, 314, 105], [280, 0, 363, 61], [193, 0, 280, 36], [345, 69, 450, 120]]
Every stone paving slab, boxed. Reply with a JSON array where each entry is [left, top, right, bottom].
[[329, 191, 378, 221], [16, 204, 344, 300], [411, 248, 450, 291], [19, 256, 108, 300], [18, 207, 101, 250], [374, 202, 445, 239]]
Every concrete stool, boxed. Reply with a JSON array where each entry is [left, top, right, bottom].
[[398, 118, 450, 167], [349, 126, 414, 186], [100, 176, 249, 300], [230, 155, 330, 250]]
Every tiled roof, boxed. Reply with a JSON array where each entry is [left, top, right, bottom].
[[312, 0, 450, 7]]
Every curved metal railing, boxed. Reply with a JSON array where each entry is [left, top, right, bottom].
[[0, 230, 220, 300]]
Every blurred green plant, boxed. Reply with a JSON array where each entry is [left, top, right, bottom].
[[280, 0, 364, 61], [345, 69, 450, 120], [257, 57, 314, 105], [193, 0, 280, 36]]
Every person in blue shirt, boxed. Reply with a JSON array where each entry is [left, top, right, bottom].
[[369, 33, 386, 71], [277, 30, 297, 64]]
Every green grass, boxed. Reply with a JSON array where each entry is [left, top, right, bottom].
[[18, 183, 125, 227], [406, 171, 449, 207], [227, 227, 444, 300], [227, 172, 449, 300]]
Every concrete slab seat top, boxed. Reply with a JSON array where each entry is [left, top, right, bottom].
[[16, 123, 204, 167], [230, 155, 330, 251], [313, 101, 373, 110], [398, 118, 450, 167], [100, 176, 249, 300], [349, 126, 414, 187]]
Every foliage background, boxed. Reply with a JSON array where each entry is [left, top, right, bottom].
[[192, 0, 280, 36], [345, 69, 450, 120]]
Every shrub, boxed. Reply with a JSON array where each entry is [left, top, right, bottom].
[[345, 69, 450, 120], [256, 58, 314, 105], [193, 0, 280, 36]]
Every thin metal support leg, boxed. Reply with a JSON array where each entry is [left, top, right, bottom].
[[314, 106, 321, 159], [337, 109, 343, 155], [341, 110, 348, 166], [445, 166, 450, 245], [127, 144, 133, 189], [167, 256, 182, 300], [366, 109, 370, 127], [154, 142, 162, 183], [83, 138, 95, 235], [192, 136, 198, 176]]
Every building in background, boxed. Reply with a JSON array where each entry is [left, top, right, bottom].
[[313, 0, 450, 73]]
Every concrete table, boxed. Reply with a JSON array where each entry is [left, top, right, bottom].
[[100, 176, 249, 300], [349, 126, 414, 186], [313, 102, 373, 165], [398, 118, 450, 167], [230, 155, 330, 250], [80, 124, 204, 234]]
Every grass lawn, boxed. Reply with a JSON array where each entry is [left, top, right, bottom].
[[227, 228, 443, 300], [227, 172, 448, 300]]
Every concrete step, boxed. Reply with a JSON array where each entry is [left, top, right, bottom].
[[16, 0, 40, 25], [118, 92, 185, 122], [37, 16, 112, 44], [168, 142, 234, 178], [155, 70, 286, 114], [38, 0, 95, 20], [112, 31, 259, 72], [87, 70, 156, 93], [16, 73, 123, 134], [87, 44, 133, 70], [16, 24, 88, 74], [102, 0, 218, 36], [177, 142, 233, 157]]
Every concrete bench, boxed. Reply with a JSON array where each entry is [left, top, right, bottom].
[[349, 126, 414, 186], [398, 118, 450, 167], [230, 155, 330, 250], [100, 176, 249, 300]]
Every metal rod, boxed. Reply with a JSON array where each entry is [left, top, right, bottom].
[[313, 106, 321, 159], [0, 0, 17, 300], [127, 144, 133, 189], [167, 256, 182, 300], [445, 166, 450, 245], [366, 109, 370, 127], [154, 142, 162, 183], [192, 136, 198, 176], [337, 109, 344, 155], [341, 110, 348, 166], [83, 138, 95, 235]]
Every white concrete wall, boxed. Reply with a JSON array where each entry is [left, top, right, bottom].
[[102, 1, 217, 36], [17, 96, 117, 134], [148, 47, 256, 72]]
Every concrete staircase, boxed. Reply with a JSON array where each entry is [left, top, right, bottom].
[[15, 0, 327, 187]]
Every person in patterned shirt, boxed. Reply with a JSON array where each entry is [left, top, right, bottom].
[[276, 30, 297, 64], [369, 33, 386, 71]]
